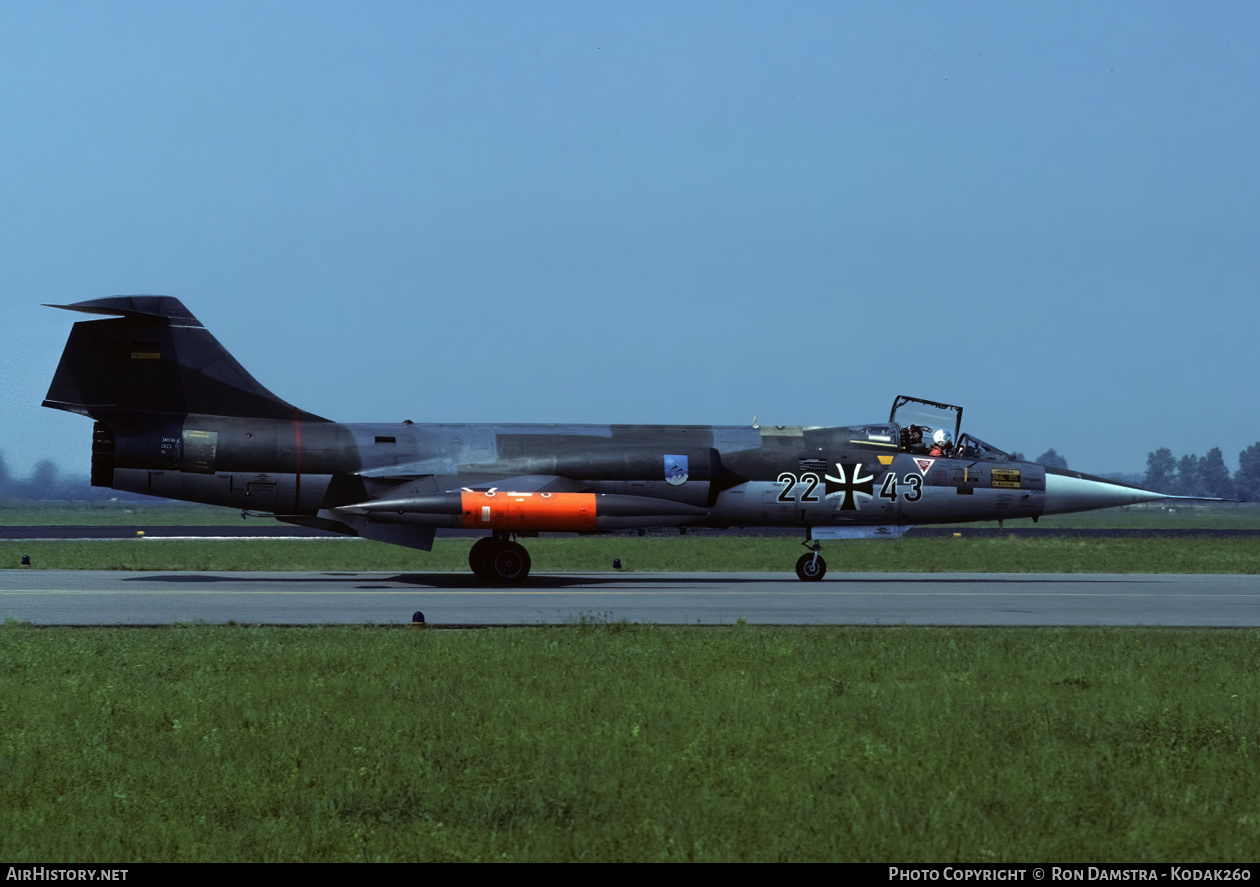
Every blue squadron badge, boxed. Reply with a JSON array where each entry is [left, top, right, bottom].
[[664, 454, 689, 486]]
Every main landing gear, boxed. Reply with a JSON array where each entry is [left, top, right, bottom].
[[469, 533, 532, 584], [795, 539, 826, 582]]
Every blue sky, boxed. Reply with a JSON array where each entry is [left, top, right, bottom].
[[2, 2, 1257, 477]]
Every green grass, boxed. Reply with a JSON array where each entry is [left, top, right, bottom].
[[0, 500, 246, 526], [3, 535, 1260, 573], [941, 501, 1260, 529], [1, 624, 1256, 862]]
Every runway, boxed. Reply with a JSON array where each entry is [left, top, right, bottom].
[[2, 570, 1257, 627]]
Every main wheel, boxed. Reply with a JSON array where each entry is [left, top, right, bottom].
[[795, 552, 827, 581], [488, 540, 532, 584], [468, 537, 497, 581]]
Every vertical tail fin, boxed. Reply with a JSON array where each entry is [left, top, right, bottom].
[[42, 296, 327, 421]]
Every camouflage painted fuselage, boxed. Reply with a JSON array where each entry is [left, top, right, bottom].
[[94, 411, 1046, 544]]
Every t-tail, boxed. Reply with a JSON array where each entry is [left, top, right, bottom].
[[43, 296, 351, 515], [43, 296, 325, 423]]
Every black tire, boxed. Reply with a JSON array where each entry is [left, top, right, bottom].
[[468, 537, 497, 581], [489, 541, 532, 584], [795, 552, 826, 582]]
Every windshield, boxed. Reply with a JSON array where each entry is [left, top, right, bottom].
[[955, 433, 1015, 462]]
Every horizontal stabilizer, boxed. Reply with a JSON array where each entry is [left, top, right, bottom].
[[45, 296, 203, 322]]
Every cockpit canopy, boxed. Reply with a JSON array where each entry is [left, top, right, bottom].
[[890, 395, 1017, 462], [891, 396, 961, 451]]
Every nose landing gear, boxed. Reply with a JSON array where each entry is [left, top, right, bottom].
[[795, 539, 827, 581], [469, 533, 532, 584]]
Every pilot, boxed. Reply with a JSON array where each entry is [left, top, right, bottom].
[[903, 424, 927, 453], [928, 429, 953, 457]]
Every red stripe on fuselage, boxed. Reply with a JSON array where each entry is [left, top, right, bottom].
[[292, 412, 303, 513]]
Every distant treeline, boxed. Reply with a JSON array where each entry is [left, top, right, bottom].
[[1142, 446, 1260, 501], [0, 452, 132, 502]]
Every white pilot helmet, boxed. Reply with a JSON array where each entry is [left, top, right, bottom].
[[932, 429, 953, 446]]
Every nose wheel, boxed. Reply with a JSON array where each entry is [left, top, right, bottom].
[[469, 535, 532, 584], [795, 541, 827, 581]]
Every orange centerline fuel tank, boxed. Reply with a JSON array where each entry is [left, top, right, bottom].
[[332, 488, 710, 529], [460, 491, 598, 530], [335, 490, 708, 532]]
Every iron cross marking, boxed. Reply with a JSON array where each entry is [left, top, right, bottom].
[[824, 462, 875, 511]]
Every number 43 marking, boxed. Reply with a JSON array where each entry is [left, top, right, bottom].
[[880, 473, 923, 502]]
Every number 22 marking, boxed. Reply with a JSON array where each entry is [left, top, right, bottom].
[[777, 472, 821, 502]]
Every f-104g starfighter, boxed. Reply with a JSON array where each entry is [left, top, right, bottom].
[[43, 296, 1176, 582]]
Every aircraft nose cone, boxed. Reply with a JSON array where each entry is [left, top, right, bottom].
[[1042, 470, 1166, 515]]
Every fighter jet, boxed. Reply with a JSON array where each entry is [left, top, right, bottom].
[[43, 296, 1182, 582]]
